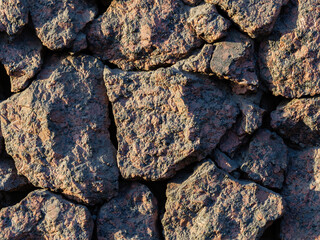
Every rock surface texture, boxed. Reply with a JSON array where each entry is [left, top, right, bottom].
[[0, 55, 118, 205], [0, 190, 93, 239], [97, 183, 160, 240]]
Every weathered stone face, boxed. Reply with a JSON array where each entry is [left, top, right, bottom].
[[0, 189, 93, 239], [105, 67, 239, 180], [162, 159, 284, 240], [0, 55, 119, 205], [271, 97, 320, 147], [205, 0, 288, 38], [281, 148, 320, 239], [27, 0, 97, 50], [97, 183, 160, 240], [240, 129, 288, 189], [259, 0, 320, 98], [0, 30, 43, 92]]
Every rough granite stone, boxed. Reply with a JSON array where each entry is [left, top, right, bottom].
[[205, 0, 288, 38], [259, 0, 320, 98], [87, 0, 205, 70], [97, 183, 160, 240], [27, 0, 97, 50], [271, 97, 320, 147], [281, 148, 320, 239], [162, 159, 284, 240], [0, 55, 119, 205], [0, 189, 93, 239], [0, 30, 43, 92], [240, 129, 288, 189], [187, 3, 230, 43], [0, 0, 28, 35], [105, 67, 239, 180]]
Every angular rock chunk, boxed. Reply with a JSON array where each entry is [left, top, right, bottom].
[[205, 0, 288, 38], [240, 129, 288, 189], [0, 31, 43, 92], [0, 190, 93, 239], [87, 0, 204, 70], [212, 149, 239, 173], [0, 55, 118, 205], [27, 0, 96, 50], [281, 148, 320, 239], [162, 159, 284, 240], [105, 67, 239, 180], [182, 0, 202, 6], [0, 0, 28, 35], [259, 0, 320, 98], [187, 3, 230, 43], [271, 97, 320, 147], [97, 183, 160, 240]]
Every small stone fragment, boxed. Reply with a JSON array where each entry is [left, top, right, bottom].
[[271, 97, 320, 147], [0, 55, 118, 205], [0, 0, 28, 35], [105, 67, 239, 180], [70, 32, 87, 53], [240, 129, 288, 189], [0, 189, 93, 239], [182, 0, 203, 6], [205, 0, 288, 38], [0, 30, 43, 92], [27, 0, 97, 50], [187, 3, 230, 43], [259, 0, 320, 98], [281, 148, 320, 239], [97, 183, 160, 240], [87, 0, 202, 70], [213, 149, 239, 172], [162, 159, 284, 240]]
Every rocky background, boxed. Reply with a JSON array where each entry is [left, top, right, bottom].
[[0, 0, 318, 239]]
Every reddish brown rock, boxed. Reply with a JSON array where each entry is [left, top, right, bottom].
[[162, 159, 284, 239], [187, 3, 230, 43], [271, 97, 320, 147], [27, 0, 96, 50], [213, 149, 239, 173], [259, 0, 320, 98], [281, 148, 320, 239], [182, 0, 203, 6], [0, 55, 118, 205], [97, 183, 160, 240], [240, 129, 288, 189], [0, 189, 93, 239], [105, 67, 239, 180], [0, 31, 43, 92], [0, 0, 28, 35], [205, 0, 288, 38]]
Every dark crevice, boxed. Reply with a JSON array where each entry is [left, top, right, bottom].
[[108, 103, 118, 150], [260, 218, 282, 240], [0, 188, 37, 209], [0, 63, 11, 100], [92, 0, 112, 18]]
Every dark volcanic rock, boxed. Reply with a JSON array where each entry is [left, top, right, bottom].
[[0, 0, 28, 35], [259, 0, 320, 98], [0, 30, 43, 92], [205, 0, 288, 38], [240, 129, 288, 189], [281, 148, 320, 239], [28, 0, 97, 50], [105, 67, 239, 180], [212, 149, 239, 173], [0, 189, 93, 239], [97, 183, 160, 240], [182, 0, 203, 6], [0, 55, 118, 205], [162, 159, 284, 240], [271, 97, 320, 147]]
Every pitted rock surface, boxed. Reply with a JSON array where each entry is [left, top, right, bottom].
[[281, 148, 320, 239], [0, 189, 93, 240], [0, 30, 43, 92], [162, 159, 284, 240], [105, 67, 239, 180], [240, 129, 288, 189], [205, 0, 288, 38], [271, 97, 320, 147], [259, 0, 320, 98], [27, 0, 97, 50], [0, 55, 118, 205], [97, 183, 160, 240]]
